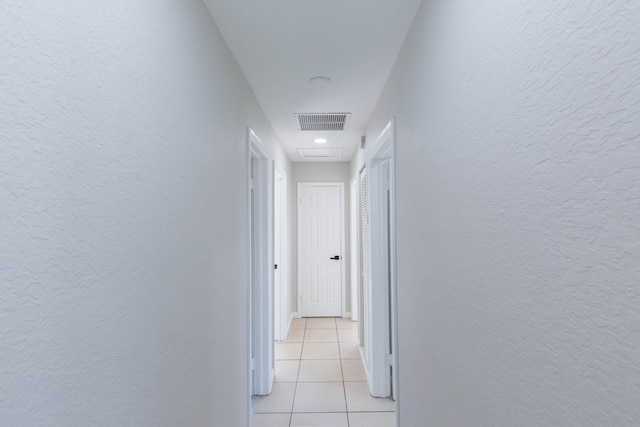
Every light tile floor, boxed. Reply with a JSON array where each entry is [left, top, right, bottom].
[[252, 317, 395, 427]]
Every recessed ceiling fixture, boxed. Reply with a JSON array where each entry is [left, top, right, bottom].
[[309, 76, 332, 86], [314, 138, 327, 144]]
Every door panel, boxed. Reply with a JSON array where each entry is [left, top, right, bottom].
[[299, 183, 343, 317], [359, 167, 369, 366]]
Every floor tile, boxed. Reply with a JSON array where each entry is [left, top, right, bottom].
[[283, 329, 304, 342], [254, 318, 395, 425], [336, 318, 358, 329], [301, 342, 340, 360], [290, 412, 348, 426], [274, 360, 300, 383], [305, 318, 336, 329], [252, 413, 291, 427], [293, 382, 347, 413], [344, 382, 395, 412], [339, 342, 360, 359], [304, 328, 338, 343], [290, 318, 307, 330], [337, 329, 358, 342], [341, 359, 367, 381], [298, 360, 342, 382], [254, 383, 296, 413], [348, 412, 396, 427], [275, 342, 303, 360]]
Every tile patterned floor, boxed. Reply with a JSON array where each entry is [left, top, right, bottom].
[[252, 317, 395, 427]]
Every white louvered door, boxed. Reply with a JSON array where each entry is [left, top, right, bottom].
[[359, 167, 370, 367]]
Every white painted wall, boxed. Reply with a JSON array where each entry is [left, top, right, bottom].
[[358, 0, 640, 425], [0, 1, 289, 425], [291, 162, 352, 315]]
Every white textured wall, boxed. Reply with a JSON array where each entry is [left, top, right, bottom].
[[0, 1, 288, 425], [363, 0, 640, 425], [291, 162, 352, 315]]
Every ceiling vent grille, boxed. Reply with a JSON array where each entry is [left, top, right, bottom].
[[295, 113, 351, 131]]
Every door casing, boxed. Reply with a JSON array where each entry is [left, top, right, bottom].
[[364, 119, 398, 404]]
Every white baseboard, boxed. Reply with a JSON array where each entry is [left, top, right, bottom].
[[359, 345, 375, 394], [269, 368, 275, 394], [288, 313, 300, 331], [291, 312, 355, 320]]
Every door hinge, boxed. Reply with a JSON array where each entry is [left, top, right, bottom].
[[251, 358, 256, 370], [250, 178, 257, 190], [385, 354, 394, 366]]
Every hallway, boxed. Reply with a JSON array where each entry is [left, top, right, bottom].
[[3, 1, 639, 426], [252, 318, 395, 427]]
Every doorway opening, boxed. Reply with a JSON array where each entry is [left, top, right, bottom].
[[249, 128, 274, 399], [273, 169, 288, 341]]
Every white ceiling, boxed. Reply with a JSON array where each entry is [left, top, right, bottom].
[[203, 0, 422, 162]]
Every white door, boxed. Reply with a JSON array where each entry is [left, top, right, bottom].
[[350, 176, 359, 321], [298, 183, 344, 317], [359, 166, 370, 366]]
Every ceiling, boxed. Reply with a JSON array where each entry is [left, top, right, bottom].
[[203, 0, 422, 162]]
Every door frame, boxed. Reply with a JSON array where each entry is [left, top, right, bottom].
[[273, 168, 288, 341], [297, 182, 347, 318], [366, 119, 398, 400], [248, 128, 274, 398]]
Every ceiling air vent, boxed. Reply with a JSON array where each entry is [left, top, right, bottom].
[[295, 113, 351, 131]]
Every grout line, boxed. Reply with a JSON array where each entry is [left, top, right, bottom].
[[335, 321, 351, 427], [288, 323, 305, 427]]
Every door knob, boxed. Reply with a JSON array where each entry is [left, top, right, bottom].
[[330, 255, 340, 260]]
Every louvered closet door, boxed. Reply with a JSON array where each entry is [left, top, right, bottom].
[[359, 167, 370, 367]]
